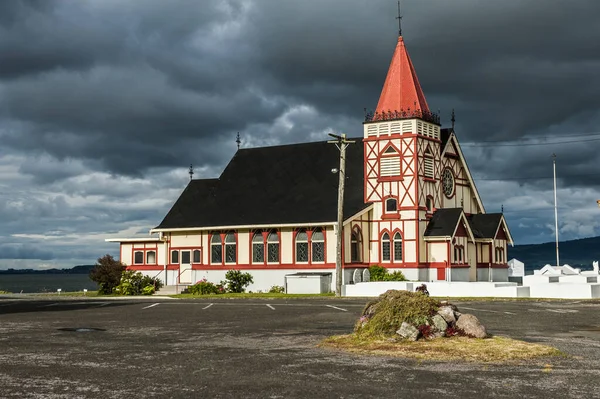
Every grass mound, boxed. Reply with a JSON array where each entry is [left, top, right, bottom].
[[321, 335, 563, 363], [355, 290, 440, 338]]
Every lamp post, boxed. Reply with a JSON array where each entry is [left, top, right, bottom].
[[552, 154, 560, 267], [328, 133, 355, 296]]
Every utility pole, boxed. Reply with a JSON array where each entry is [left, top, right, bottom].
[[552, 154, 560, 267], [328, 133, 355, 296]]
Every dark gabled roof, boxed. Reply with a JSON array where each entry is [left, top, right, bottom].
[[468, 213, 503, 239], [441, 128, 453, 150], [424, 208, 464, 237], [156, 139, 368, 229]]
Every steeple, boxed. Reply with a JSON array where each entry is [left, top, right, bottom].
[[374, 36, 430, 117]]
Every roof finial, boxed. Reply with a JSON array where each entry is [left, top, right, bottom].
[[396, 1, 403, 37], [236, 132, 241, 150], [188, 164, 194, 180], [501, 204, 504, 213], [451, 108, 456, 129]]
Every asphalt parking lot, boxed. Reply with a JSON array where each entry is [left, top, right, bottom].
[[1, 297, 600, 398]]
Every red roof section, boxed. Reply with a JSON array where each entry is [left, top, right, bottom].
[[375, 36, 430, 114]]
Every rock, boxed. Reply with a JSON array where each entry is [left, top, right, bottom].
[[396, 322, 420, 341], [456, 314, 488, 338], [427, 331, 445, 340], [437, 306, 456, 324], [431, 314, 448, 333], [439, 301, 459, 312]]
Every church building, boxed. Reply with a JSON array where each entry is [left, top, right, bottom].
[[107, 32, 513, 292]]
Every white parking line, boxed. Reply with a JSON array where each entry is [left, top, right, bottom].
[[0, 302, 16, 307], [546, 309, 578, 314], [266, 304, 275, 310], [326, 305, 348, 312], [38, 303, 61, 308], [96, 302, 111, 307], [142, 303, 160, 310], [460, 306, 500, 314], [202, 303, 213, 310]]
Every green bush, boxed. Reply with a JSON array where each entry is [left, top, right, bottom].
[[225, 270, 254, 293], [0, 290, 11, 294], [114, 270, 163, 296], [269, 285, 285, 294], [89, 254, 127, 294], [187, 279, 225, 295], [368, 265, 406, 282]]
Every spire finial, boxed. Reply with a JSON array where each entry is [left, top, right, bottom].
[[188, 164, 194, 180], [501, 204, 504, 213], [396, 1, 403, 37], [236, 132, 241, 150], [451, 108, 456, 129]]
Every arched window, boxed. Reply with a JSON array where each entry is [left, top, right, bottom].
[[224, 232, 236, 263], [267, 231, 279, 263], [146, 250, 156, 264], [426, 196, 434, 213], [295, 230, 309, 262], [193, 249, 201, 263], [134, 251, 144, 264], [311, 228, 325, 262], [393, 232, 403, 262], [171, 250, 179, 264], [211, 234, 222, 264], [351, 227, 362, 263], [252, 231, 264, 263], [381, 233, 391, 262], [495, 247, 504, 264], [385, 198, 398, 212]]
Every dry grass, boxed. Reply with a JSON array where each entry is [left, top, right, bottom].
[[320, 334, 564, 363]]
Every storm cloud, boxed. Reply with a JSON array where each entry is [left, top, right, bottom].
[[0, 0, 599, 268]]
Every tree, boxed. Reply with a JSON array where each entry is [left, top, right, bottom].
[[89, 254, 126, 294]]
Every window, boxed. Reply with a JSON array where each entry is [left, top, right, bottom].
[[134, 251, 144, 264], [495, 247, 504, 263], [381, 233, 391, 262], [225, 232, 236, 263], [296, 230, 309, 262], [424, 157, 434, 178], [267, 231, 279, 263], [351, 227, 362, 263], [181, 250, 191, 264], [252, 232, 264, 263], [426, 197, 433, 213], [385, 198, 398, 212], [146, 251, 156, 264], [193, 249, 201, 263], [454, 246, 465, 264], [311, 229, 325, 262], [393, 232, 402, 262], [211, 234, 222, 264], [171, 250, 179, 264], [380, 146, 401, 177]]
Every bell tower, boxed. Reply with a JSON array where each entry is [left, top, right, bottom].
[[363, 31, 441, 267]]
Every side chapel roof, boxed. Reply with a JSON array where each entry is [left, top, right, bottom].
[[424, 208, 465, 237], [155, 140, 368, 229]]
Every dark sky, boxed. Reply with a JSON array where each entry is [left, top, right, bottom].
[[1, 0, 599, 269]]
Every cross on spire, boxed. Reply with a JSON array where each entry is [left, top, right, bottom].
[[188, 164, 194, 180], [451, 108, 456, 129], [396, 1, 403, 36], [236, 132, 241, 150]]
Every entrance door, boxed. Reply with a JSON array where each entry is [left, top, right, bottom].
[[179, 250, 192, 284]]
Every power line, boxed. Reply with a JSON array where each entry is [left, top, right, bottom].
[[460, 131, 600, 144], [474, 172, 600, 181], [461, 137, 600, 147]]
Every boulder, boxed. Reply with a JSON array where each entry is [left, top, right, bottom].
[[396, 322, 420, 341], [456, 314, 488, 338], [431, 314, 448, 334], [437, 306, 456, 324]]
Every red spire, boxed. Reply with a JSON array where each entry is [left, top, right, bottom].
[[375, 36, 430, 115]]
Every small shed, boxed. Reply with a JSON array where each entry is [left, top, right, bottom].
[[285, 272, 332, 294]]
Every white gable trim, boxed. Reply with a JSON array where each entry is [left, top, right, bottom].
[[343, 204, 374, 226], [494, 215, 515, 246], [151, 221, 337, 234], [441, 132, 485, 213], [451, 211, 476, 244]]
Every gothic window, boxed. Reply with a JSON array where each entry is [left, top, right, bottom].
[[171, 250, 179, 264], [146, 251, 156, 264], [295, 230, 309, 263], [134, 251, 144, 264], [442, 168, 455, 198], [426, 197, 434, 213], [380, 146, 401, 177], [385, 198, 398, 212], [393, 232, 403, 262], [311, 229, 325, 263], [381, 233, 391, 262], [224, 232, 236, 263], [252, 231, 264, 263], [454, 245, 465, 264], [424, 148, 434, 179], [351, 227, 362, 263], [267, 231, 279, 263], [193, 249, 201, 263], [495, 247, 504, 263], [211, 234, 222, 264]]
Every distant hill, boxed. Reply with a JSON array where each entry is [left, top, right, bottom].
[[0, 265, 95, 275], [508, 236, 600, 271]]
